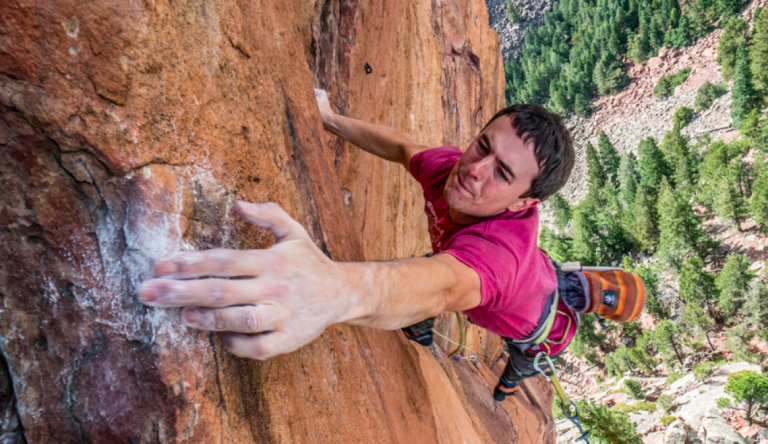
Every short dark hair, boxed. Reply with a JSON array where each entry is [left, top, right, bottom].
[[483, 105, 574, 201]]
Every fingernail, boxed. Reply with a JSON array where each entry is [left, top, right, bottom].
[[183, 309, 198, 324], [156, 260, 178, 276], [183, 310, 213, 329], [139, 284, 157, 303]]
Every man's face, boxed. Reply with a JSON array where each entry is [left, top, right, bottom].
[[444, 115, 541, 219]]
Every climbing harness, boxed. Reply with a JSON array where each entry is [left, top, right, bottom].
[[401, 257, 648, 442]]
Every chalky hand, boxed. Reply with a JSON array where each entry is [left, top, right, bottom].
[[138, 201, 353, 360]]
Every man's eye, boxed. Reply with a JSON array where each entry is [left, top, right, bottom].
[[497, 167, 508, 182], [478, 143, 489, 154]]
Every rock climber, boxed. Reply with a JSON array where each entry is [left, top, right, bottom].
[[138, 88, 578, 376]]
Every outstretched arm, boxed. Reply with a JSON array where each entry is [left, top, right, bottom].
[[315, 89, 429, 172], [139, 202, 482, 359]]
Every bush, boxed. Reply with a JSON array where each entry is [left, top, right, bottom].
[[612, 402, 637, 414], [717, 397, 733, 409], [553, 396, 566, 420], [505, 0, 522, 23], [624, 379, 645, 399], [725, 324, 755, 360], [636, 401, 657, 413], [694, 362, 718, 382], [725, 371, 768, 423], [695, 81, 728, 112], [657, 394, 676, 413], [579, 401, 643, 444], [660, 416, 677, 427], [655, 67, 692, 99], [673, 106, 695, 130], [596, 374, 605, 385], [668, 373, 684, 385]]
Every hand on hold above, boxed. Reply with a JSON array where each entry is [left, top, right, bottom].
[[314, 88, 336, 129], [138, 201, 358, 360]]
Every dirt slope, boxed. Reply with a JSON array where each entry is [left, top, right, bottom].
[[0, 0, 554, 442]]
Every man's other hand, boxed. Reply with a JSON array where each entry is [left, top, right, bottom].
[[138, 202, 354, 360], [314, 88, 335, 130]]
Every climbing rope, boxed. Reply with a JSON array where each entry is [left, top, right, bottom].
[[533, 352, 592, 443], [431, 329, 478, 361], [431, 311, 494, 361]]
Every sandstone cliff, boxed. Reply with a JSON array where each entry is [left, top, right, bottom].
[[0, 0, 554, 442]]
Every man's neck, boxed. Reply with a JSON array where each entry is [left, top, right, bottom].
[[447, 206, 490, 226]]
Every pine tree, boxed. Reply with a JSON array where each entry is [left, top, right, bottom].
[[653, 319, 685, 367], [716, 253, 752, 312], [751, 7, 768, 94], [717, 17, 749, 80], [635, 263, 669, 319], [698, 140, 731, 210], [679, 256, 718, 316], [713, 158, 749, 228], [596, 183, 635, 264], [539, 226, 573, 261], [751, 164, 768, 229], [631, 188, 659, 252], [550, 193, 572, 231], [586, 141, 608, 193], [599, 131, 621, 186], [638, 8, 653, 56], [744, 280, 768, 341], [656, 177, 710, 271], [619, 153, 641, 210], [732, 40, 758, 129], [638, 137, 672, 198], [650, 14, 666, 50], [572, 200, 600, 265], [575, 93, 591, 117], [683, 303, 716, 350], [666, 14, 692, 48]]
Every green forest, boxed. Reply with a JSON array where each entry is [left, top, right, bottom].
[[503, 0, 752, 116], [518, 0, 768, 439]]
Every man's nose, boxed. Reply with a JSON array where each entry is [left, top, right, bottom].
[[467, 156, 493, 180]]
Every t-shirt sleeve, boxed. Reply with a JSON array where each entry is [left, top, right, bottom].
[[441, 231, 520, 312], [410, 146, 463, 186]]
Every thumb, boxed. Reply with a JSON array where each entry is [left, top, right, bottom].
[[236, 201, 310, 242]]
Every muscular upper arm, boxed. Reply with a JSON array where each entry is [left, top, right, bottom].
[[402, 143, 431, 173], [431, 253, 482, 312]]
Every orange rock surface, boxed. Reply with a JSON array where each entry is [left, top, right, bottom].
[[0, 0, 554, 442]]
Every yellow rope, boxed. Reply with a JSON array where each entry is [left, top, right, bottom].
[[432, 329, 479, 355], [448, 312, 464, 358]]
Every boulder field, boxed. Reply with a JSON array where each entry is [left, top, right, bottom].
[[0, 0, 554, 442]]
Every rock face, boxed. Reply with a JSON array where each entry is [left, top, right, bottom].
[[0, 0, 555, 442]]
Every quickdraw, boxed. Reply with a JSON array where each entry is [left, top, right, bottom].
[[533, 352, 592, 444]]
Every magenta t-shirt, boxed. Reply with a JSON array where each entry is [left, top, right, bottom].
[[410, 146, 577, 354]]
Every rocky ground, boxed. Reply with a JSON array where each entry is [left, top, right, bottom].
[[486, 0, 554, 60], [557, 362, 768, 444]]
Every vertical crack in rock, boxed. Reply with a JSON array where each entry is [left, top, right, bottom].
[[0, 351, 27, 444], [280, 88, 332, 259]]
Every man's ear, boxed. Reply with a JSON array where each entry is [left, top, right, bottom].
[[507, 198, 540, 212]]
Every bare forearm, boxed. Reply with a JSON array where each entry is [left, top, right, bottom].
[[325, 114, 418, 165], [340, 257, 458, 330]]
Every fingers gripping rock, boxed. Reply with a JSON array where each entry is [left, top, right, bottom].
[[235, 201, 311, 243]]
